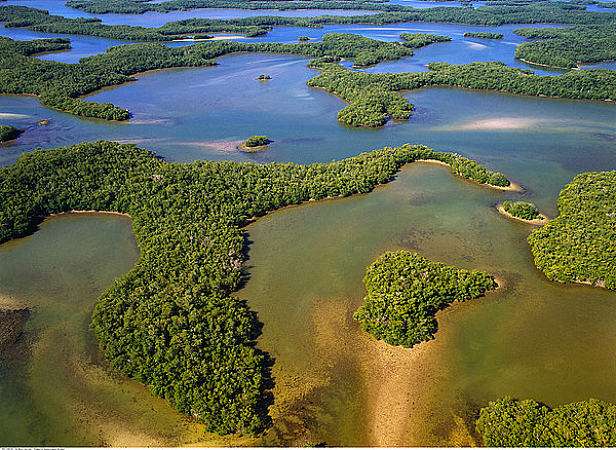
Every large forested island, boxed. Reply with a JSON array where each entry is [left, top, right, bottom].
[[1, 0, 616, 447]]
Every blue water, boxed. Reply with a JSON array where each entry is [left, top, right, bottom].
[[586, 3, 616, 12], [284, 23, 563, 75], [1, 2, 615, 201], [1, 52, 614, 212], [382, 0, 486, 7], [0, 0, 606, 74], [583, 61, 616, 70], [0, 24, 127, 63], [1, 13, 566, 76], [2, 0, 379, 25]]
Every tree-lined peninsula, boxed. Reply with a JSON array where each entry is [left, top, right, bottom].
[[515, 25, 616, 68], [307, 61, 616, 127]]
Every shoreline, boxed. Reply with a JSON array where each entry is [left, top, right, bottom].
[[496, 204, 548, 225], [172, 35, 245, 42], [573, 278, 607, 289], [238, 143, 270, 152], [48, 210, 131, 218], [0, 293, 28, 310], [417, 159, 523, 192], [518, 57, 574, 71]]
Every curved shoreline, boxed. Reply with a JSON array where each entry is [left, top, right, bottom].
[[573, 278, 607, 289], [518, 57, 574, 71], [417, 159, 523, 192], [48, 210, 131, 218], [238, 143, 270, 152], [496, 204, 548, 225]]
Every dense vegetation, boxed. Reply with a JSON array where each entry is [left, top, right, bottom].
[[2, 3, 616, 43], [528, 171, 616, 290], [0, 35, 71, 55], [400, 32, 451, 47], [0, 141, 511, 434], [244, 135, 271, 147], [2, 32, 615, 125], [307, 61, 616, 127], [515, 25, 616, 68], [0, 35, 413, 120], [354, 250, 497, 347], [500, 200, 541, 220], [0, 125, 21, 143], [65, 0, 413, 14], [464, 31, 504, 39], [59, 0, 616, 30], [476, 397, 616, 446], [0, 6, 271, 39]]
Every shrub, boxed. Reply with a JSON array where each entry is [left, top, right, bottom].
[[244, 135, 270, 147], [501, 200, 541, 220], [528, 171, 616, 289]]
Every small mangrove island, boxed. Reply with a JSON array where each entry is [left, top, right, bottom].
[[1, 1, 616, 445], [239, 135, 271, 151], [476, 397, 616, 446], [399, 32, 452, 47], [354, 250, 498, 348], [0, 125, 21, 143], [498, 200, 547, 224], [2, 33, 615, 125], [515, 25, 616, 68]]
